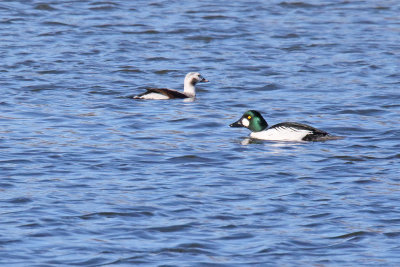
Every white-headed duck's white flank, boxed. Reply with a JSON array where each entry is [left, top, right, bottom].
[[138, 92, 170, 100]]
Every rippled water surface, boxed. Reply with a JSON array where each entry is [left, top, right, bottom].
[[1, 0, 400, 266]]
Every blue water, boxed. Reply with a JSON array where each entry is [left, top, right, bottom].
[[1, 0, 400, 266]]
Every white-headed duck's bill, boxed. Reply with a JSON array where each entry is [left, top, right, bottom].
[[199, 75, 209, 83]]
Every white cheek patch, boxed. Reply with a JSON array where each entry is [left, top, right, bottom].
[[242, 118, 250, 127]]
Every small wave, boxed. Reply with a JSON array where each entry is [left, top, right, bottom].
[[272, 33, 300, 39], [328, 231, 375, 239], [154, 69, 178, 74], [384, 232, 400, 238], [184, 36, 214, 42], [337, 109, 386, 116], [167, 155, 214, 163], [148, 223, 193, 233], [80, 211, 153, 220], [279, 1, 321, 8], [34, 4, 57, 11], [202, 15, 233, 20], [305, 212, 331, 219], [41, 21, 74, 27], [37, 70, 66, 75], [145, 56, 171, 61], [89, 2, 119, 11], [114, 67, 143, 73], [7, 197, 33, 204], [218, 232, 254, 240], [132, 30, 160, 35]]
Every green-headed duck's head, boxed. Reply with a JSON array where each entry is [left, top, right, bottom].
[[229, 110, 268, 132]]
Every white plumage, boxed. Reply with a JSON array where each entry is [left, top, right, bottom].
[[250, 126, 313, 141]]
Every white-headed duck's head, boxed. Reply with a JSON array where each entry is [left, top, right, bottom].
[[184, 72, 209, 85]]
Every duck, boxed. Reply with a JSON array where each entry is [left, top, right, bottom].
[[133, 72, 209, 100], [230, 110, 333, 141]]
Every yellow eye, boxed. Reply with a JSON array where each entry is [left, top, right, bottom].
[[247, 116, 252, 120]]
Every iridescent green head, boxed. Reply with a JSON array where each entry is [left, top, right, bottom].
[[230, 110, 268, 132]]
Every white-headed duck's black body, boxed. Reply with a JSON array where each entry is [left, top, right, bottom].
[[230, 110, 334, 142], [134, 72, 208, 100]]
